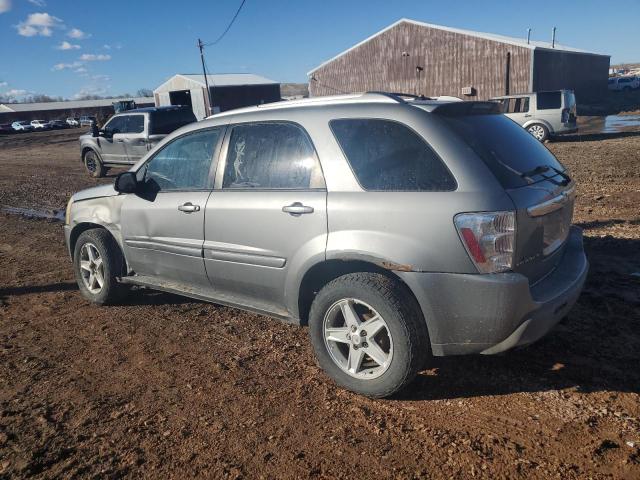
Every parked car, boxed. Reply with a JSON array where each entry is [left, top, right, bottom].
[[79, 106, 197, 177], [64, 93, 588, 398], [30, 119, 51, 130], [490, 90, 577, 142], [11, 121, 34, 132], [48, 119, 70, 130], [79, 116, 97, 127], [607, 76, 640, 92], [67, 117, 80, 127], [0, 123, 14, 134]]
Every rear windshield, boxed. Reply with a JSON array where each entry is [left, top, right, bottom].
[[150, 109, 197, 135], [438, 113, 565, 189]]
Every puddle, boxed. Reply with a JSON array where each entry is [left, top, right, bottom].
[[579, 114, 640, 134], [2, 206, 65, 222]]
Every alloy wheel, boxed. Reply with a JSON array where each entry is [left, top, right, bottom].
[[79, 242, 105, 294], [323, 298, 393, 379], [528, 124, 546, 141]]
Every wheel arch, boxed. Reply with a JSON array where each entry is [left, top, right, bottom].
[[296, 259, 425, 329], [522, 119, 553, 133], [69, 222, 123, 264]]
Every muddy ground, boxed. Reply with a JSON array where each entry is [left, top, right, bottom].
[[0, 127, 639, 479]]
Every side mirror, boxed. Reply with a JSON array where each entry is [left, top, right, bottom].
[[114, 171, 138, 193], [91, 123, 100, 137]]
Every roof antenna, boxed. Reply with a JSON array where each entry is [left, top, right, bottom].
[[527, 28, 531, 45], [551, 27, 556, 48]]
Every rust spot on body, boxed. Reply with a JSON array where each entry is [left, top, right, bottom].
[[380, 261, 413, 272]]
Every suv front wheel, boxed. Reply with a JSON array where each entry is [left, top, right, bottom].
[[308, 273, 429, 398]]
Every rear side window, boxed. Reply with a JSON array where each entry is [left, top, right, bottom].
[[536, 91, 561, 110], [126, 115, 145, 133], [439, 113, 565, 188], [222, 122, 325, 189], [330, 119, 456, 191], [150, 109, 197, 135]]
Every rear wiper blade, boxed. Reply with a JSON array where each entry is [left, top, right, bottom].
[[520, 165, 571, 186], [520, 165, 550, 179]]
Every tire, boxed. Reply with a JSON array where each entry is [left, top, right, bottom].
[[73, 229, 128, 305], [308, 272, 430, 398], [83, 149, 105, 178], [527, 123, 549, 142]]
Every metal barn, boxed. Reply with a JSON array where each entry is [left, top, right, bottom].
[[308, 19, 610, 103], [153, 73, 281, 119]]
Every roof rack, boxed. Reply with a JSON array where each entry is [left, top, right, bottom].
[[366, 91, 433, 102]]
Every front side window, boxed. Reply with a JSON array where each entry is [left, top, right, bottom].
[[144, 128, 220, 191], [222, 122, 325, 189], [330, 119, 456, 191], [104, 116, 127, 135]]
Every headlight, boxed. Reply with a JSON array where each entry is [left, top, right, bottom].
[[65, 198, 73, 225]]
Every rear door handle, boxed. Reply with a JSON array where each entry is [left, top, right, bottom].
[[178, 202, 200, 213], [524, 114, 532, 117], [282, 202, 314, 216]]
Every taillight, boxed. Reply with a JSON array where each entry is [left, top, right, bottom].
[[561, 108, 569, 123], [455, 211, 515, 273]]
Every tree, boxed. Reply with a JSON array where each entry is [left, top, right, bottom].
[[136, 88, 153, 97]]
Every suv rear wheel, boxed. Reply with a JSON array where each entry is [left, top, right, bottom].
[[73, 229, 127, 305], [527, 123, 549, 142], [308, 273, 429, 398], [83, 149, 105, 178]]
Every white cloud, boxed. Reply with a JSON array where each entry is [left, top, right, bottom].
[[16, 12, 63, 37], [102, 44, 111, 50], [5, 89, 28, 97], [91, 74, 110, 82], [0, 81, 7, 88], [56, 40, 80, 50], [52, 61, 83, 71], [0, 0, 11, 14], [73, 85, 109, 99], [74, 67, 87, 74], [80, 53, 111, 61], [67, 28, 90, 39], [27, 0, 46, 6]]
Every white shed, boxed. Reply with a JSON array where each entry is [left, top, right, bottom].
[[153, 73, 281, 120]]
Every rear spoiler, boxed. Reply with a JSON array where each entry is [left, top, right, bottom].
[[431, 101, 503, 117]]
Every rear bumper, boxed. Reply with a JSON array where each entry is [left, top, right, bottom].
[[398, 226, 588, 356]]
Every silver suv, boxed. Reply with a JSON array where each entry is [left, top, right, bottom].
[[490, 90, 577, 141], [64, 93, 588, 398]]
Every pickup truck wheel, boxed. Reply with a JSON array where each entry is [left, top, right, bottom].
[[527, 123, 549, 142], [83, 150, 105, 178], [73, 229, 128, 305], [308, 273, 429, 398]]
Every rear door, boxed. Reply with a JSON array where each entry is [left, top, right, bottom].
[[534, 91, 563, 132], [504, 96, 531, 126], [439, 111, 574, 283], [121, 114, 149, 163], [203, 121, 327, 316], [120, 126, 224, 287]]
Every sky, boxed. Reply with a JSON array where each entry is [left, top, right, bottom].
[[0, 0, 638, 101]]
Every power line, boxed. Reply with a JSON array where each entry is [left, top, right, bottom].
[[203, 0, 247, 47]]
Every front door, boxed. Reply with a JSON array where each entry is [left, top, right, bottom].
[[204, 122, 327, 316], [100, 115, 129, 163], [121, 114, 149, 163], [120, 126, 224, 287]]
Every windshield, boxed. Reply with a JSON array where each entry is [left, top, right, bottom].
[[438, 113, 566, 188]]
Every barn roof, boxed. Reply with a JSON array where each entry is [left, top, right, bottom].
[[0, 97, 154, 113], [154, 73, 279, 94], [308, 18, 609, 75]]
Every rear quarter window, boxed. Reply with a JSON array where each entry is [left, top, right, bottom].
[[150, 109, 197, 135], [536, 91, 562, 110], [330, 119, 456, 191]]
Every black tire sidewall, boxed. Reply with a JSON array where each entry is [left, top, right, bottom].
[[84, 150, 104, 178], [309, 273, 427, 398], [73, 229, 124, 305]]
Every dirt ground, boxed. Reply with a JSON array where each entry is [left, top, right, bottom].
[[0, 127, 639, 479]]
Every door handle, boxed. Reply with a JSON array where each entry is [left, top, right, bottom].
[[178, 202, 200, 213], [282, 202, 314, 216], [524, 114, 532, 117]]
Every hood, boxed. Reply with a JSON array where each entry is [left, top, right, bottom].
[[72, 184, 119, 202]]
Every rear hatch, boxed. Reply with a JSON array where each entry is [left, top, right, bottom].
[[435, 103, 575, 283]]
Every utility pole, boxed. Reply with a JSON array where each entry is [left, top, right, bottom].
[[197, 38, 212, 116]]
